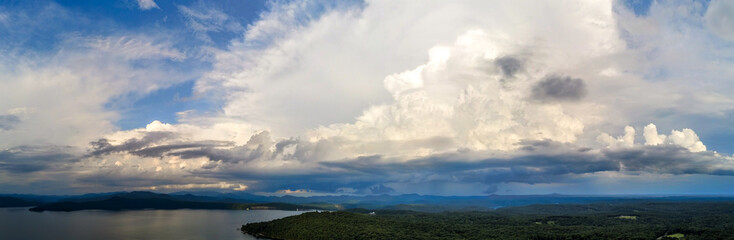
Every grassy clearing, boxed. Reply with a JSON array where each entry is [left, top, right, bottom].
[[665, 233, 685, 239]]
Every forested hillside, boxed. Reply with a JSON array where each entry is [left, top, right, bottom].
[[242, 202, 734, 240]]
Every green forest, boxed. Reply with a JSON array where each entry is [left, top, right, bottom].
[[242, 202, 734, 239]]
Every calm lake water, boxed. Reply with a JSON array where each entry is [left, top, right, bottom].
[[0, 207, 305, 240]]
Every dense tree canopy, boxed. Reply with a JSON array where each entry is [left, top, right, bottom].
[[242, 202, 734, 240]]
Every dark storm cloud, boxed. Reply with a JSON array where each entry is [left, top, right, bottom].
[[72, 132, 734, 194], [75, 173, 187, 189], [531, 75, 587, 102], [169, 145, 269, 163], [604, 145, 734, 175], [129, 141, 234, 158], [169, 131, 280, 163], [159, 137, 733, 194], [321, 150, 617, 185], [171, 133, 347, 166], [187, 150, 608, 193], [88, 130, 291, 163], [495, 56, 523, 77], [0, 145, 77, 173], [274, 138, 298, 155], [0, 114, 20, 130], [483, 184, 499, 194], [90, 131, 176, 156], [88, 131, 233, 158], [207, 170, 386, 194], [368, 184, 395, 194], [312, 141, 734, 190]]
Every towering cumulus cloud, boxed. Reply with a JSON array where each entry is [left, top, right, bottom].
[[316, 30, 588, 153], [3, 0, 734, 195]]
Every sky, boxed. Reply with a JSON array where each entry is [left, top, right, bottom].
[[2, 0, 734, 196]]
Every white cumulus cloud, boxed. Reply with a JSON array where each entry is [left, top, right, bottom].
[[137, 0, 159, 10], [705, 0, 734, 41], [600, 124, 706, 152]]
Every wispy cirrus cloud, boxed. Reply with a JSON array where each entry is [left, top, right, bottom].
[[136, 0, 159, 11], [85, 35, 186, 61], [178, 3, 245, 43]]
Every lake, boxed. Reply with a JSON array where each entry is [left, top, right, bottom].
[[0, 207, 305, 240]]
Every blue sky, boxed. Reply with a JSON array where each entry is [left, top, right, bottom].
[[1, 0, 267, 129], [624, 0, 655, 16], [2, 0, 734, 196]]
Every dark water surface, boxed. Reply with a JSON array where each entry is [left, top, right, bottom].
[[0, 207, 304, 240]]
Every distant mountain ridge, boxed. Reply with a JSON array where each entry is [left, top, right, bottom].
[[0, 196, 41, 208], [4, 191, 734, 212], [172, 191, 734, 211], [27, 191, 322, 212]]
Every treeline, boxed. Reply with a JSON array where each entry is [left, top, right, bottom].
[[242, 202, 734, 239], [0, 196, 41, 208], [28, 193, 326, 212]]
